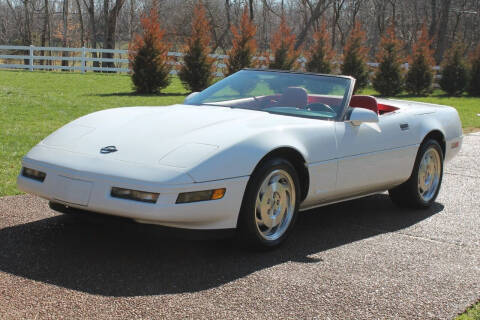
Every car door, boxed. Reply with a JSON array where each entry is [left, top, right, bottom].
[[333, 111, 418, 199]]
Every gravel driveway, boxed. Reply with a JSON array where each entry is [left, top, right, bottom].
[[1, 133, 479, 319]]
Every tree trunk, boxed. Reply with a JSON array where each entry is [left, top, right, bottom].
[[75, 0, 85, 47], [40, 0, 50, 65], [428, 0, 437, 39], [249, 0, 254, 20], [102, 0, 125, 70], [62, 0, 69, 68], [83, 0, 99, 68], [22, 0, 32, 65], [434, 0, 451, 64], [129, 0, 135, 40]]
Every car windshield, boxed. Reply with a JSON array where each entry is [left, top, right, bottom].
[[184, 70, 353, 120]]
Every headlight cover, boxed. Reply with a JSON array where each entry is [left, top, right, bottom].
[[176, 188, 226, 204], [111, 187, 159, 203]]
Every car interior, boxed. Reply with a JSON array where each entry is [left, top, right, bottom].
[[207, 87, 399, 118]]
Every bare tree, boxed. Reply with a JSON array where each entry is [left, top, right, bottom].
[[294, 0, 332, 50], [102, 0, 126, 68]]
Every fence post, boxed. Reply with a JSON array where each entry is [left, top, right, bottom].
[[81, 47, 86, 73], [29, 45, 34, 71]]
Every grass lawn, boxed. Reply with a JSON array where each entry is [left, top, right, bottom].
[[0, 70, 188, 196], [0, 70, 479, 197]]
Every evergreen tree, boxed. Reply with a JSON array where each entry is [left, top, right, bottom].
[[341, 22, 369, 92], [305, 21, 334, 74], [226, 7, 257, 76], [405, 25, 434, 96], [179, 3, 215, 92], [268, 16, 299, 70], [440, 43, 468, 96], [468, 44, 480, 96], [372, 24, 404, 96], [129, 8, 171, 94]]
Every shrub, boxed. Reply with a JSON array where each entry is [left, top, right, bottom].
[[268, 16, 299, 70], [405, 25, 434, 96], [226, 7, 257, 76], [178, 3, 215, 92], [129, 9, 171, 94], [341, 22, 369, 92], [467, 44, 480, 96], [372, 24, 404, 96], [440, 43, 468, 96], [305, 21, 334, 74]]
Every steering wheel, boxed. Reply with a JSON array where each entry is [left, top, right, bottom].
[[306, 103, 336, 113]]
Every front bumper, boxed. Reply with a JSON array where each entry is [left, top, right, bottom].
[[18, 157, 249, 230]]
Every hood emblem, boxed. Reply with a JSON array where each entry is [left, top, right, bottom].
[[100, 146, 118, 154]]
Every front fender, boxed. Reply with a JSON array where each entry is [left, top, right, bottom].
[[186, 130, 309, 182]]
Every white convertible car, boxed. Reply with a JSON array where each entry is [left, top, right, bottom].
[[18, 69, 463, 247]]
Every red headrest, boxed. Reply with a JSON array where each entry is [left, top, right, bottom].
[[349, 95, 378, 114]]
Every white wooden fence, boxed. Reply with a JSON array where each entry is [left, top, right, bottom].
[[0, 45, 130, 73], [0, 45, 441, 77], [0, 45, 234, 76]]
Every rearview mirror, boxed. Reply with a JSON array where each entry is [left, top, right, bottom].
[[184, 92, 200, 102], [347, 107, 379, 126]]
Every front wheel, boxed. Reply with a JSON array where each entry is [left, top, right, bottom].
[[389, 139, 444, 209], [237, 158, 301, 248]]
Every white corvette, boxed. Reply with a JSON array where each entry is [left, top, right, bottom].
[[18, 70, 463, 247]]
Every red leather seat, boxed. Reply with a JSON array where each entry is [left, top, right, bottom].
[[349, 95, 379, 114]]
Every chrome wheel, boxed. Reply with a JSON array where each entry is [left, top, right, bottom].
[[417, 147, 441, 202], [255, 169, 296, 241]]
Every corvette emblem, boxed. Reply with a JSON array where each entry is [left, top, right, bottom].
[[100, 146, 118, 154]]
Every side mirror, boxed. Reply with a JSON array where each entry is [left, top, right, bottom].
[[184, 92, 200, 102], [347, 107, 379, 126]]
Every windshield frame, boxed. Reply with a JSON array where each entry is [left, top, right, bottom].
[[184, 69, 356, 122]]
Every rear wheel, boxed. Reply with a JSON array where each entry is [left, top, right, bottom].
[[389, 139, 443, 209], [237, 158, 300, 248]]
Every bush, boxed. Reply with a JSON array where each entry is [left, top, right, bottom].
[[467, 44, 480, 96], [341, 22, 369, 92], [372, 25, 404, 96], [226, 7, 257, 76], [305, 21, 334, 74], [440, 43, 468, 96], [405, 25, 434, 96], [268, 16, 299, 70], [128, 9, 171, 94], [178, 3, 214, 92]]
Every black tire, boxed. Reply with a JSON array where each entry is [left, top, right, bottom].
[[236, 158, 301, 249], [389, 139, 444, 209]]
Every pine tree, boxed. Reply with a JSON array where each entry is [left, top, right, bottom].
[[440, 43, 468, 96], [305, 21, 334, 74], [405, 25, 434, 96], [129, 8, 171, 94], [179, 3, 215, 92], [467, 44, 480, 96], [226, 7, 257, 76], [372, 24, 404, 96], [268, 16, 299, 70], [341, 22, 369, 92]]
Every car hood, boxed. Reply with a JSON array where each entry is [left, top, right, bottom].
[[40, 104, 265, 162], [35, 105, 293, 176], [29, 104, 333, 183]]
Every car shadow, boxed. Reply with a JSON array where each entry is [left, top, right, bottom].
[[0, 194, 443, 297]]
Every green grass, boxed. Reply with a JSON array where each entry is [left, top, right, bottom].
[[456, 301, 480, 320], [0, 70, 479, 197], [0, 70, 188, 196]]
